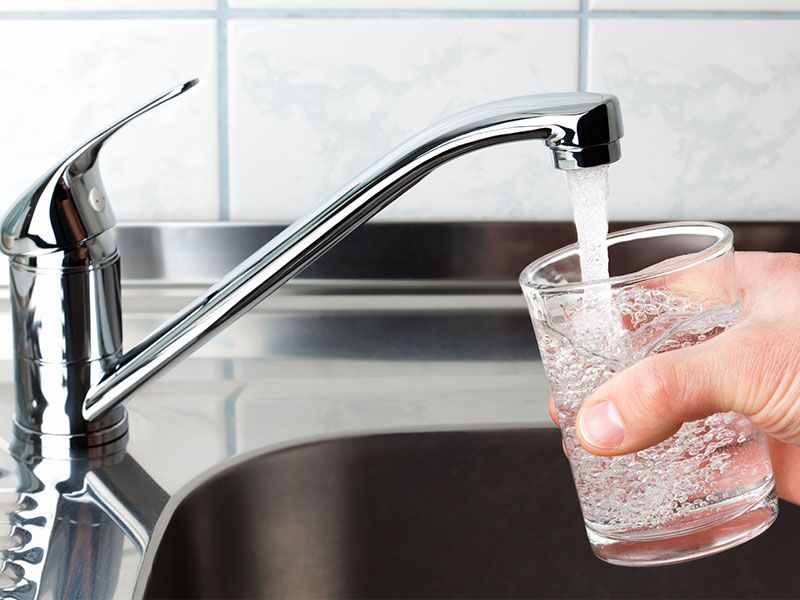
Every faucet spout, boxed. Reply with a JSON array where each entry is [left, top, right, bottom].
[[0, 82, 623, 446], [83, 91, 623, 422]]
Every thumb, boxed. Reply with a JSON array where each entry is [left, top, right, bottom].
[[575, 329, 793, 455]]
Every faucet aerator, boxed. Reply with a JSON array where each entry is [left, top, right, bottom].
[[551, 140, 623, 171]]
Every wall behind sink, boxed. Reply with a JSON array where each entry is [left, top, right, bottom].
[[0, 1, 798, 222]]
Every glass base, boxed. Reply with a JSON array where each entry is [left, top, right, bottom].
[[587, 485, 779, 567]]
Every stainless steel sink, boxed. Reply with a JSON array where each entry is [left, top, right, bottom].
[[143, 428, 800, 599], [0, 222, 796, 596]]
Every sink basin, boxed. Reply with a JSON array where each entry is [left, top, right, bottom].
[[143, 428, 799, 599]]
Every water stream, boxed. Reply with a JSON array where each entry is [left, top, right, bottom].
[[565, 165, 612, 336]]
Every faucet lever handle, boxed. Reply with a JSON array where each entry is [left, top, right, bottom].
[[1, 78, 199, 258], [69, 78, 199, 175]]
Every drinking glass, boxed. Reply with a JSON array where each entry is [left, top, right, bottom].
[[520, 222, 777, 566]]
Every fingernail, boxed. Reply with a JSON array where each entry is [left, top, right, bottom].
[[579, 400, 625, 449]]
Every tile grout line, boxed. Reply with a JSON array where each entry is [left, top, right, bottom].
[[0, 10, 218, 19], [223, 379, 246, 459], [218, 0, 231, 221], [589, 10, 800, 19], [222, 355, 240, 458], [578, 0, 588, 92], [227, 9, 580, 18], [0, 9, 799, 20], [224, 389, 237, 457], [0, 9, 576, 19]]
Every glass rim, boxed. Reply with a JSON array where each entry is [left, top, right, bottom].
[[519, 221, 733, 293]]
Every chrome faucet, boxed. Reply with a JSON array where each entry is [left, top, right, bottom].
[[1, 79, 623, 456]]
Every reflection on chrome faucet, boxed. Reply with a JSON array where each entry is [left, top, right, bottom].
[[0, 441, 167, 597], [0, 79, 623, 593]]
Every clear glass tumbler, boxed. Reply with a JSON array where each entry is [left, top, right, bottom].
[[520, 222, 777, 566]]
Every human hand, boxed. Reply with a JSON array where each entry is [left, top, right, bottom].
[[554, 252, 800, 504]]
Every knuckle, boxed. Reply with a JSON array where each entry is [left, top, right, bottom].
[[745, 251, 800, 275], [738, 253, 800, 307], [773, 252, 800, 273], [761, 396, 800, 442], [729, 326, 793, 416], [627, 358, 682, 421], [748, 253, 800, 293]]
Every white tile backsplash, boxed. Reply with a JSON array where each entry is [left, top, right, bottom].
[[588, 19, 800, 221], [591, 1, 800, 10], [230, 1, 577, 8], [228, 18, 579, 221], [0, 19, 219, 221], [0, 4, 797, 223]]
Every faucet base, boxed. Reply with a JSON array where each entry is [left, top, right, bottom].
[[11, 412, 129, 459]]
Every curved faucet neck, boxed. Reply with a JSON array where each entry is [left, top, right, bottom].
[[1, 85, 623, 451]]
